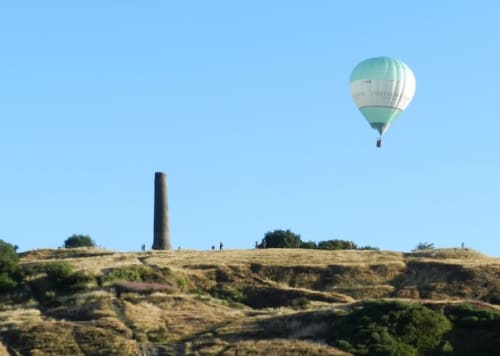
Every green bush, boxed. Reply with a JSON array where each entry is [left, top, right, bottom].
[[261, 229, 302, 248], [440, 304, 500, 355], [0, 239, 23, 292], [64, 234, 96, 248], [65, 271, 94, 291], [357, 245, 380, 251], [102, 268, 143, 283], [0, 273, 18, 291], [317, 239, 356, 250], [102, 266, 175, 288], [213, 286, 244, 303], [45, 262, 93, 290], [442, 341, 454, 354], [45, 261, 73, 283], [332, 301, 452, 355], [102, 266, 166, 284], [444, 304, 500, 328], [300, 241, 317, 249], [29, 262, 94, 302], [414, 242, 435, 251], [175, 277, 186, 290]]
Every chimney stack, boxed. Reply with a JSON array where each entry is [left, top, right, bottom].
[[152, 172, 171, 250]]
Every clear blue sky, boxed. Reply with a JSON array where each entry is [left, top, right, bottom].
[[1, 1, 499, 255]]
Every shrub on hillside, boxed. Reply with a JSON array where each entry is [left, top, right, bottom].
[[101, 266, 166, 284], [99, 266, 179, 294], [444, 304, 500, 328], [0, 239, 24, 292], [260, 229, 302, 248], [28, 261, 94, 302], [332, 301, 452, 355], [300, 241, 317, 249], [212, 286, 245, 303], [357, 245, 380, 251], [438, 304, 500, 355], [64, 234, 96, 248], [414, 242, 435, 251], [44, 261, 93, 291], [317, 239, 356, 250], [45, 261, 73, 283]]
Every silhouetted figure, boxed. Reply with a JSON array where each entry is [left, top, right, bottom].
[[141, 244, 146, 252], [219, 242, 223, 251]]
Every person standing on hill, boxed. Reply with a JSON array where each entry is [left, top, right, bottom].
[[219, 242, 223, 251]]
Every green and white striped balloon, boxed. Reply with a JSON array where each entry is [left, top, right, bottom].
[[350, 57, 416, 139]]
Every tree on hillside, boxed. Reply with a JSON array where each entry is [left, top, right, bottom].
[[0, 239, 23, 291], [64, 234, 96, 248], [260, 229, 302, 248], [317, 239, 357, 250], [332, 301, 452, 354], [300, 241, 317, 249], [357, 245, 380, 251], [414, 242, 435, 251]]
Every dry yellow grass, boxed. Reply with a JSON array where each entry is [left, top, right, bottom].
[[21, 247, 406, 267], [123, 293, 245, 341], [405, 248, 498, 267], [20, 247, 499, 272], [2, 246, 499, 355], [142, 248, 406, 268], [0, 342, 9, 356], [0, 308, 42, 330], [17, 247, 500, 305]]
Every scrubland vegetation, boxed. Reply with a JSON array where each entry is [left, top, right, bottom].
[[0, 239, 499, 355]]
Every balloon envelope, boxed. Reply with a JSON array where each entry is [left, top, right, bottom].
[[349, 57, 416, 136]]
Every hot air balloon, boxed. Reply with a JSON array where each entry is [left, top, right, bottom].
[[349, 57, 416, 147]]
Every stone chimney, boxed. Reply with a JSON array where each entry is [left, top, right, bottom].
[[152, 172, 171, 250]]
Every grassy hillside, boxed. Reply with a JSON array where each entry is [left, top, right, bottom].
[[0, 248, 499, 355]]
